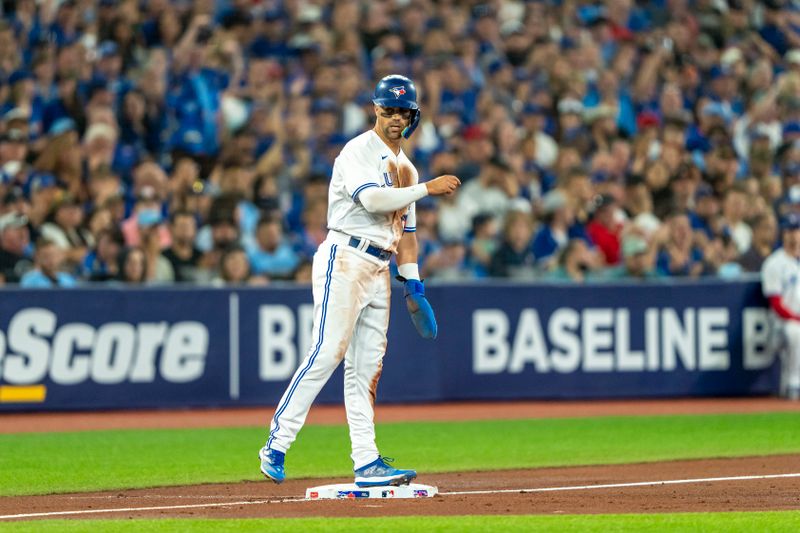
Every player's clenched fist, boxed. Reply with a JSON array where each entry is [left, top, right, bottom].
[[425, 174, 461, 196]]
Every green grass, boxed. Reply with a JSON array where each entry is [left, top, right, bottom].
[[1, 513, 799, 532], [1, 412, 799, 496]]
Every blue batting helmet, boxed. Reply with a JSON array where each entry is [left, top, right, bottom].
[[372, 74, 421, 139]]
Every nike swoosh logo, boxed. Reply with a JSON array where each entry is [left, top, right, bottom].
[[381, 155, 388, 160]]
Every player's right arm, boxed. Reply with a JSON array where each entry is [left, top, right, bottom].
[[359, 175, 461, 214]]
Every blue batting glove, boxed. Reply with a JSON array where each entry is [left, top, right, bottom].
[[397, 277, 438, 339]]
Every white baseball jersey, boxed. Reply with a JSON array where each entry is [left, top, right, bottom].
[[327, 130, 418, 252], [762, 247, 800, 395], [265, 128, 421, 471], [761, 248, 800, 314]]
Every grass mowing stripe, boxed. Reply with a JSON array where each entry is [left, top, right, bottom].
[[1, 513, 799, 532], [1, 412, 799, 496]]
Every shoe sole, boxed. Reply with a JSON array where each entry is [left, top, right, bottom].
[[260, 468, 284, 484], [258, 450, 285, 484], [355, 471, 417, 488]]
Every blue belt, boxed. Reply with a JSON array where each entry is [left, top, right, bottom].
[[348, 237, 392, 261]]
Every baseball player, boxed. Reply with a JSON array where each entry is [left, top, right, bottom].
[[761, 213, 800, 400], [259, 75, 461, 486]]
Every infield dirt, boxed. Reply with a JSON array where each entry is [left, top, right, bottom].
[[1, 399, 799, 521]]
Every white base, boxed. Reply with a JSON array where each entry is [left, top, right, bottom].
[[305, 483, 438, 499]]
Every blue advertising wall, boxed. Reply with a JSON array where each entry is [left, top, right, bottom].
[[0, 280, 778, 411]]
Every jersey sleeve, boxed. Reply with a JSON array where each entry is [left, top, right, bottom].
[[402, 163, 419, 233], [339, 144, 382, 202], [404, 202, 416, 232], [761, 255, 782, 297]]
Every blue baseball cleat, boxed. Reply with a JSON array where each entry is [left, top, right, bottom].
[[354, 457, 417, 488], [259, 447, 285, 484]]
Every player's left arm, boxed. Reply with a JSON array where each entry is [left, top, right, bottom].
[[396, 229, 437, 339]]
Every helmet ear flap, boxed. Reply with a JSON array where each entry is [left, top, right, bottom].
[[401, 109, 421, 139]]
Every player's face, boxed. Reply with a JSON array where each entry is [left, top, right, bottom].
[[375, 105, 412, 140]]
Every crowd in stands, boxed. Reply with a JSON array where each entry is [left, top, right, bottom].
[[0, 0, 797, 287]]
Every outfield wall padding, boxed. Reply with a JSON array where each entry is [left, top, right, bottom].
[[0, 280, 779, 411]]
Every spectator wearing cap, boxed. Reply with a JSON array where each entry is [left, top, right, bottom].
[[0, 211, 33, 283], [39, 193, 92, 270], [556, 97, 587, 147], [489, 210, 536, 279], [0, 127, 31, 186], [24, 172, 58, 227], [84, 123, 119, 177], [587, 194, 624, 265], [585, 69, 636, 137], [741, 124, 780, 182], [599, 234, 660, 280], [163, 210, 203, 283], [533, 190, 575, 268], [703, 227, 744, 278], [686, 101, 730, 154], [654, 210, 704, 278], [707, 63, 744, 117], [93, 39, 133, 97], [454, 125, 493, 183], [19, 237, 78, 288], [121, 163, 171, 248], [688, 182, 720, 241], [520, 103, 559, 170], [33, 119, 82, 199], [584, 104, 619, 153], [3, 106, 33, 140], [4, 70, 43, 139]]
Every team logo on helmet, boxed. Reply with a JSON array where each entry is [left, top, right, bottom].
[[389, 86, 406, 98]]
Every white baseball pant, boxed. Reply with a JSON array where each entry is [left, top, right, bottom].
[[775, 318, 800, 398], [266, 236, 391, 469]]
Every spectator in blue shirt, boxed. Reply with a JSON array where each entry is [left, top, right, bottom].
[[82, 228, 123, 282], [247, 214, 300, 280], [20, 237, 78, 288], [655, 210, 705, 278], [532, 190, 575, 270]]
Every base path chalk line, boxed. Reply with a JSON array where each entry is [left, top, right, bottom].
[[440, 472, 800, 496], [2, 472, 799, 521]]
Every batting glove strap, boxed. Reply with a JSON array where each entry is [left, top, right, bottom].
[[396, 276, 425, 297]]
